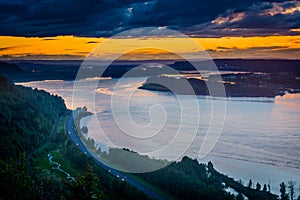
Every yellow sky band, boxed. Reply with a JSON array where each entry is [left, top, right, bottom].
[[0, 35, 299, 60]]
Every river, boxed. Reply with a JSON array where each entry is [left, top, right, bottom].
[[19, 77, 300, 194]]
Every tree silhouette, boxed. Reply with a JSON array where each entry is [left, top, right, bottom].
[[288, 181, 296, 200], [263, 184, 267, 192], [0, 153, 37, 200], [248, 179, 252, 188], [64, 164, 102, 200], [256, 183, 261, 191], [236, 193, 244, 200], [280, 182, 289, 200]]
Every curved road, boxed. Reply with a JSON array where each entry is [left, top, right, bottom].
[[66, 111, 165, 200]]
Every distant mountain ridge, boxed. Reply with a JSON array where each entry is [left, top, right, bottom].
[[0, 61, 25, 73], [1, 59, 299, 82], [171, 59, 300, 73]]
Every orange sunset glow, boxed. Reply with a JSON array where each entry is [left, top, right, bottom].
[[1, 35, 299, 60]]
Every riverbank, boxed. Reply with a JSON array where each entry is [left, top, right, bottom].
[[79, 113, 300, 195], [201, 155, 300, 195]]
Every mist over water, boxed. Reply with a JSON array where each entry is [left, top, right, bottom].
[[20, 78, 300, 194]]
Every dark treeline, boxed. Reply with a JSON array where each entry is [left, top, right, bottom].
[[207, 162, 278, 200], [137, 157, 280, 200], [137, 156, 233, 200]]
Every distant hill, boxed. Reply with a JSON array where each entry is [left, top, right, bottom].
[[0, 61, 27, 76], [214, 59, 300, 73], [171, 59, 300, 74], [1, 59, 299, 82], [0, 61, 34, 81], [0, 61, 25, 73]]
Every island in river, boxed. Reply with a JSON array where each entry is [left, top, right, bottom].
[[139, 72, 300, 97]]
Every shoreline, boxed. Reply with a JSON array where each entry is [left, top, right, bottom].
[[80, 114, 300, 195], [201, 154, 300, 195]]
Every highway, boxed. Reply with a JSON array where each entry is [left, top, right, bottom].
[[66, 111, 165, 200]]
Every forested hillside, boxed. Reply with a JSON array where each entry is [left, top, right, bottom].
[[0, 75, 150, 200], [0, 75, 66, 159]]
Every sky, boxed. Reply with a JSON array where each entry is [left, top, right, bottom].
[[0, 0, 299, 60]]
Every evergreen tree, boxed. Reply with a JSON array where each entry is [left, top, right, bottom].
[[280, 182, 289, 200], [248, 179, 253, 188], [256, 183, 261, 191], [288, 181, 296, 200], [263, 184, 267, 192], [0, 153, 37, 200], [64, 165, 102, 200], [236, 193, 244, 200]]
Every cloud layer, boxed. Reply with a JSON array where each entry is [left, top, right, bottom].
[[0, 0, 299, 37]]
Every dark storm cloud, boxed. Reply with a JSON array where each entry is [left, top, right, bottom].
[[0, 0, 130, 36], [236, 2, 300, 29], [0, 0, 299, 37], [240, 14, 300, 30]]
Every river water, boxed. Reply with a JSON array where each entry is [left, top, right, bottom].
[[19, 77, 300, 194]]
